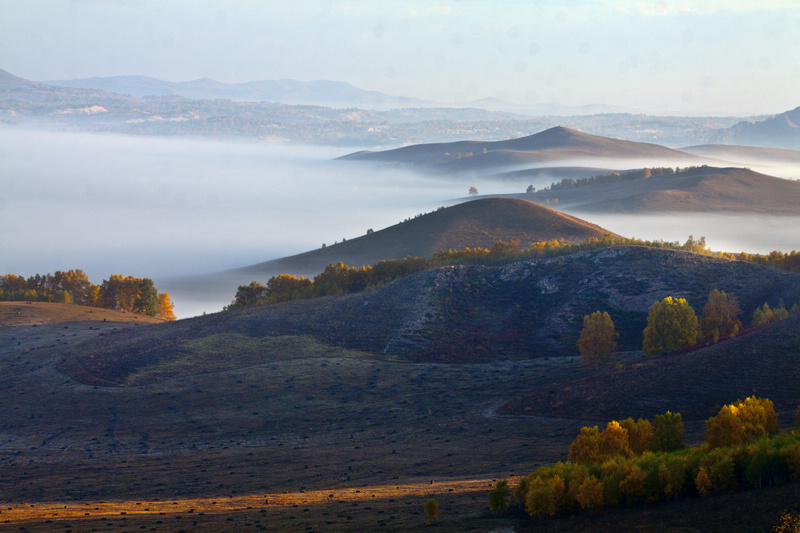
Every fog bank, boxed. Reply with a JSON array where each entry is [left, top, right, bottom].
[[2, 128, 798, 318]]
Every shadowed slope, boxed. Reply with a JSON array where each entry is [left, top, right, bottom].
[[60, 247, 800, 385], [535, 166, 800, 213], [238, 197, 615, 277], [500, 313, 800, 422]]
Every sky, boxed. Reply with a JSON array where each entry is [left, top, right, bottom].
[[1, 0, 799, 115]]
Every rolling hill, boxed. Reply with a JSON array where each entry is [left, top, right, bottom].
[[63, 246, 800, 380], [237, 197, 616, 278], [4, 246, 800, 531], [524, 166, 800, 214], [339, 126, 712, 174]]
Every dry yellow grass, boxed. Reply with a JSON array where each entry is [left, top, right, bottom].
[[0, 477, 518, 525], [0, 301, 163, 327]]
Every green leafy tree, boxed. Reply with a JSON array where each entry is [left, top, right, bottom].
[[652, 411, 684, 452], [488, 479, 509, 514], [424, 497, 439, 524], [233, 281, 268, 307], [699, 289, 742, 343], [577, 311, 619, 367], [751, 301, 787, 326], [642, 297, 698, 357], [619, 463, 647, 506], [133, 278, 158, 316], [525, 477, 556, 517]]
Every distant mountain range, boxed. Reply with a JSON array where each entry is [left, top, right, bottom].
[[711, 106, 800, 150], [42, 74, 633, 114], [3, 68, 799, 149], [44, 75, 433, 110]]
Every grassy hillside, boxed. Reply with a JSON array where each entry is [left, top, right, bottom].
[[238, 197, 616, 278], [62, 246, 800, 385], [501, 312, 800, 421], [4, 249, 800, 531], [0, 301, 163, 327], [527, 166, 800, 214]]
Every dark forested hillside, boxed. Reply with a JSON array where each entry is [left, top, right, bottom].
[[61, 246, 800, 385]]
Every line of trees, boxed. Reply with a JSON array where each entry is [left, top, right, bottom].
[[738, 250, 800, 273], [227, 257, 431, 309], [228, 234, 800, 311], [0, 270, 175, 320], [511, 396, 800, 519], [579, 289, 797, 364], [540, 166, 685, 194]]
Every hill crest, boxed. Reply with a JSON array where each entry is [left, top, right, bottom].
[[238, 197, 616, 277], [527, 166, 800, 214], [339, 126, 709, 174], [60, 246, 800, 385]]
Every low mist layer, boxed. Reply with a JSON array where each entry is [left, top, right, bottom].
[[2, 127, 799, 318]]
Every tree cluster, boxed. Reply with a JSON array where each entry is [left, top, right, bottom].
[[738, 250, 800, 273], [542, 167, 679, 193], [0, 270, 175, 320], [515, 397, 800, 520], [228, 256, 430, 309], [752, 300, 798, 327], [227, 234, 800, 319]]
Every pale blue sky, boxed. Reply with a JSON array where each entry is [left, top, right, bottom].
[[1, 0, 799, 114]]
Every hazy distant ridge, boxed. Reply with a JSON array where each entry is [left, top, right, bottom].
[[340, 126, 710, 174], [44, 75, 432, 109], [711, 106, 800, 149]]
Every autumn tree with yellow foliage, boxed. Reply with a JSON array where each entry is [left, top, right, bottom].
[[699, 289, 742, 343], [705, 396, 778, 448], [577, 311, 619, 367], [642, 296, 698, 357]]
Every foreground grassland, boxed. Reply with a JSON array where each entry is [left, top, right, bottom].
[[1, 283, 800, 531]]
